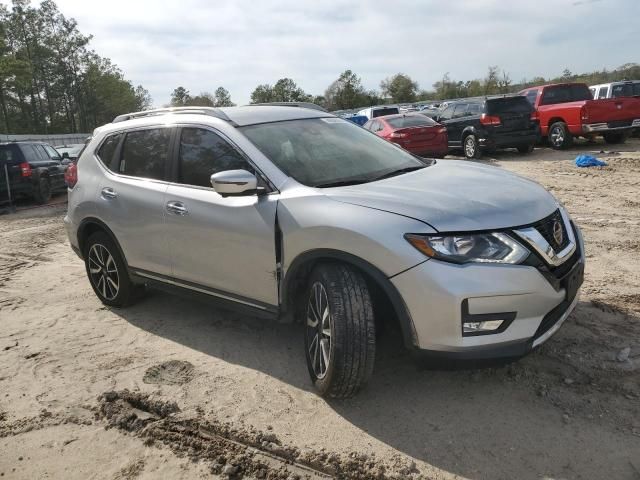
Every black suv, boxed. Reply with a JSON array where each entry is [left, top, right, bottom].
[[0, 142, 68, 204], [434, 96, 540, 159]]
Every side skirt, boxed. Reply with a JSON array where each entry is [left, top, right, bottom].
[[130, 268, 279, 321]]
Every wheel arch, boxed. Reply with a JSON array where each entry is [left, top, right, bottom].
[[281, 249, 419, 349], [77, 217, 127, 266], [547, 117, 566, 129], [461, 126, 477, 140]]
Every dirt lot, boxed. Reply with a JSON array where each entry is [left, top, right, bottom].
[[1, 138, 639, 480]]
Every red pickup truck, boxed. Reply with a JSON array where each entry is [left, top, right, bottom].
[[519, 83, 640, 149]]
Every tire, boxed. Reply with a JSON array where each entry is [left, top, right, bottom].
[[33, 177, 51, 204], [463, 134, 482, 159], [603, 132, 626, 144], [548, 122, 573, 149], [84, 231, 136, 307], [517, 144, 534, 154], [303, 263, 376, 398]]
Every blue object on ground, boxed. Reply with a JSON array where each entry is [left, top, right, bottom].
[[575, 154, 607, 167]]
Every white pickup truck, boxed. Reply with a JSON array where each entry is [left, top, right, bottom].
[[590, 81, 640, 100]]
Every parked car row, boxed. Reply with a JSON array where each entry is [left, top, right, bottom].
[[0, 141, 84, 204], [350, 80, 640, 159]]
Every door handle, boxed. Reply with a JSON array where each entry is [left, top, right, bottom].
[[101, 187, 117, 199], [166, 200, 188, 216]]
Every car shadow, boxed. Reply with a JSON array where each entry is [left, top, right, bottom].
[[112, 289, 630, 480]]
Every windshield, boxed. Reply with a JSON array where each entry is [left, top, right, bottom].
[[240, 117, 426, 187], [386, 115, 437, 128]]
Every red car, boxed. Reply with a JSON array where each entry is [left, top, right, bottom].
[[364, 113, 448, 157]]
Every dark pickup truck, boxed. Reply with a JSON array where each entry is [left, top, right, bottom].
[[520, 82, 640, 149], [0, 142, 68, 204]]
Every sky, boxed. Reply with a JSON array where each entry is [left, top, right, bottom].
[[48, 0, 638, 106]]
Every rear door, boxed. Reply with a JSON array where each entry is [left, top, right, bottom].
[[97, 127, 174, 276], [163, 126, 278, 308]]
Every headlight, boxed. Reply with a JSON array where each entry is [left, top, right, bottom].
[[405, 232, 529, 264]]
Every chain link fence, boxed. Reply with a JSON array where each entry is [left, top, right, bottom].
[[0, 133, 90, 147]]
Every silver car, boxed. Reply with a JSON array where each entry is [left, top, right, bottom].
[[64, 105, 585, 398]]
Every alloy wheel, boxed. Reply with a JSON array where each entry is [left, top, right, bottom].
[[550, 126, 564, 147], [88, 243, 119, 301], [306, 282, 332, 379], [464, 137, 476, 157]]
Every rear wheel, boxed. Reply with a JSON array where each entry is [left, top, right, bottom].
[[548, 122, 573, 149], [463, 134, 482, 159], [33, 177, 51, 204], [84, 232, 136, 307], [517, 144, 534, 154], [603, 132, 626, 144], [303, 263, 376, 398]]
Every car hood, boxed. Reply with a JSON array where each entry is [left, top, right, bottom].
[[324, 160, 557, 232]]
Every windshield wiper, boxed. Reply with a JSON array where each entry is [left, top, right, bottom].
[[370, 165, 426, 182], [313, 178, 370, 188]]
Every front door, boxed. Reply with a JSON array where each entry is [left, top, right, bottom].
[[164, 126, 278, 309]]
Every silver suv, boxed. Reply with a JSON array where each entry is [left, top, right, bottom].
[[65, 105, 585, 398]]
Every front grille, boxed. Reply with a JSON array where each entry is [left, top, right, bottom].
[[530, 209, 570, 252]]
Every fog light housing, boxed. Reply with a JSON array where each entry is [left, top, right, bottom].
[[461, 299, 516, 337], [463, 320, 504, 334]]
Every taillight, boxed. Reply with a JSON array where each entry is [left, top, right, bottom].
[[530, 110, 539, 122], [390, 131, 408, 139], [19, 162, 32, 177], [480, 114, 501, 126], [580, 106, 589, 122], [436, 127, 447, 134], [65, 163, 78, 188]]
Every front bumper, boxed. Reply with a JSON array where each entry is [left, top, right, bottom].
[[391, 224, 584, 359]]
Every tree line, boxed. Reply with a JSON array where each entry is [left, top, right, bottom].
[[173, 62, 640, 113], [0, 0, 151, 134]]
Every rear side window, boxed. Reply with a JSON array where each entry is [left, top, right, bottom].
[[466, 103, 482, 115], [386, 115, 437, 128], [178, 128, 251, 188], [20, 144, 41, 163], [119, 128, 171, 180], [486, 97, 532, 115], [372, 107, 399, 118], [541, 85, 592, 105], [97, 134, 121, 168]]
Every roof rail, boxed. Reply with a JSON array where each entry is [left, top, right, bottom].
[[112, 107, 235, 124], [249, 102, 327, 112]]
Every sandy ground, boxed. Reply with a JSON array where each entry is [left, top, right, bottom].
[[1, 138, 639, 479]]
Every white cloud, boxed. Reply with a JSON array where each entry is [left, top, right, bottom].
[[47, 0, 638, 106]]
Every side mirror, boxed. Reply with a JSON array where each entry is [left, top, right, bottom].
[[210, 169, 258, 196], [62, 152, 70, 159]]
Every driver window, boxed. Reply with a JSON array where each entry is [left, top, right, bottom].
[[178, 128, 252, 188], [439, 105, 454, 121]]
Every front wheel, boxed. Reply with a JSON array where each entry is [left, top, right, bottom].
[[84, 232, 136, 307], [303, 264, 376, 398], [463, 134, 482, 159]]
